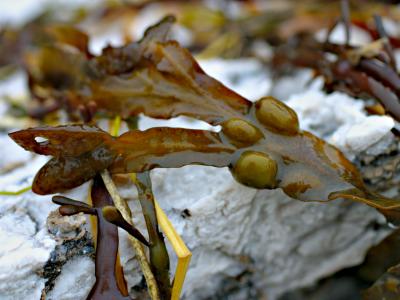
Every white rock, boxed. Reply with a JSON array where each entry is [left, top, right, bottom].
[[316, 23, 372, 46], [118, 230, 144, 292], [47, 256, 95, 300], [0, 71, 28, 99], [330, 116, 395, 157], [0, 134, 31, 169], [0, 0, 104, 26], [285, 85, 395, 159], [0, 210, 55, 300], [142, 167, 389, 299], [381, 18, 400, 37], [198, 58, 272, 101], [181, 247, 246, 299], [88, 4, 193, 55], [286, 87, 366, 137], [139, 115, 217, 132], [87, 22, 127, 56], [0, 133, 57, 300], [270, 70, 314, 101]]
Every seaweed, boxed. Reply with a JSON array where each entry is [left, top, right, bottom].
[[9, 17, 400, 223], [272, 1, 400, 123], [135, 172, 171, 299], [0, 21, 89, 69], [0, 15, 91, 119], [23, 16, 250, 123], [6, 7, 400, 300], [52, 176, 148, 300]]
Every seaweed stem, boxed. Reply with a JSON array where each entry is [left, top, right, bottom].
[[0, 185, 32, 196], [373, 15, 397, 71], [102, 205, 150, 246], [341, 0, 351, 46], [100, 169, 160, 300], [134, 172, 172, 299]]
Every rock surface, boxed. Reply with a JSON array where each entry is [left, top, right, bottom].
[[136, 167, 389, 299], [46, 256, 95, 300], [0, 154, 56, 300]]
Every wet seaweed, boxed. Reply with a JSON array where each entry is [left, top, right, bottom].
[[52, 176, 148, 299], [4, 3, 400, 299]]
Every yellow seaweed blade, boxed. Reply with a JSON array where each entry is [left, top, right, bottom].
[[111, 115, 122, 137], [154, 200, 192, 300], [130, 173, 192, 300]]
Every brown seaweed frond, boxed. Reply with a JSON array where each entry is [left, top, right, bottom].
[[9, 16, 400, 226]]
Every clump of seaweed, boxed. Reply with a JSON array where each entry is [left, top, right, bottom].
[[10, 16, 400, 218], [52, 177, 149, 299], [3, 2, 400, 299], [272, 0, 400, 124]]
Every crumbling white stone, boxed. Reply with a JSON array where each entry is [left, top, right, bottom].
[[316, 23, 372, 46], [285, 84, 395, 160], [199, 58, 272, 101], [330, 116, 395, 158], [0, 207, 55, 300], [139, 167, 388, 299], [46, 256, 95, 300]]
